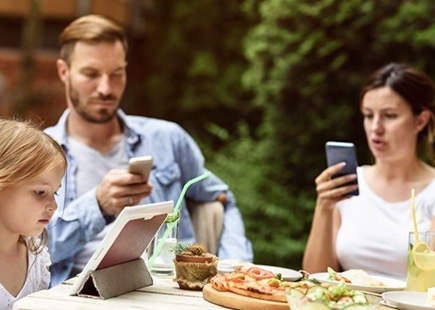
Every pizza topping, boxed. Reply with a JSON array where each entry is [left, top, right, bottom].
[[245, 267, 276, 280], [267, 278, 281, 287]]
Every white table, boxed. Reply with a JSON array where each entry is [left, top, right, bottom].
[[12, 274, 226, 310], [12, 273, 394, 310]]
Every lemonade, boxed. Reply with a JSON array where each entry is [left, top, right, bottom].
[[406, 233, 435, 292]]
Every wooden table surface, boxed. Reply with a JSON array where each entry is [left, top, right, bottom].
[[12, 273, 394, 310], [12, 274, 226, 310]]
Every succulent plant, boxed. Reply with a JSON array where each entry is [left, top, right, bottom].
[[170, 242, 191, 255], [184, 243, 207, 256], [172, 242, 209, 256]]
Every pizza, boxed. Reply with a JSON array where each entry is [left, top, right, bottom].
[[210, 266, 314, 303]]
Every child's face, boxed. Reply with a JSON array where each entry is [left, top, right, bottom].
[[0, 165, 64, 237]]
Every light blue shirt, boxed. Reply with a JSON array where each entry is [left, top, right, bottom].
[[45, 109, 253, 286]]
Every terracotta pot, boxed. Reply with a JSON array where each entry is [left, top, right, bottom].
[[175, 254, 213, 263]]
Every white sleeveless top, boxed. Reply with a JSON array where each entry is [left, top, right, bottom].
[[0, 244, 51, 310], [336, 166, 435, 281]]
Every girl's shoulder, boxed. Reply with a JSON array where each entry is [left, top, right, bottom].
[[27, 243, 51, 291]]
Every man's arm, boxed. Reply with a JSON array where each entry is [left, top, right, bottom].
[[48, 189, 105, 277], [216, 190, 253, 262]]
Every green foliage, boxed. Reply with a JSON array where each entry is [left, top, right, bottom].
[[139, 0, 257, 141], [134, 0, 435, 270], [238, 0, 435, 268], [199, 122, 310, 269]]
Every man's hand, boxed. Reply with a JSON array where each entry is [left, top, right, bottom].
[[96, 169, 153, 216]]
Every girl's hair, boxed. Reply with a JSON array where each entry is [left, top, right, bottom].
[[59, 14, 128, 66], [359, 63, 435, 162], [0, 118, 67, 254]]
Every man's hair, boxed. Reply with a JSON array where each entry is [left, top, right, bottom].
[[59, 14, 128, 65]]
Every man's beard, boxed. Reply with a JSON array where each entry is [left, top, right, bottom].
[[68, 84, 118, 124]]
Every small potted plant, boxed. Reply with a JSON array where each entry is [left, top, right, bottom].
[[172, 242, 214, 263], [172, 242, 217, 290]]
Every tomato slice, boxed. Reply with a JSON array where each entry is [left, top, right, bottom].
[[245, 267, 275, 280]]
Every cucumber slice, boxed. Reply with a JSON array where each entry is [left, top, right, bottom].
[[306, 286, 330, 295], [289, 288, 305, 298], [301, 301, 332, 310]]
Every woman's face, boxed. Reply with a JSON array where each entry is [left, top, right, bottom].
[[361, 86, 427, 163]]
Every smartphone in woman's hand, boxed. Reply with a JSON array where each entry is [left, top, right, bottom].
[[325, 141, 359, 196]]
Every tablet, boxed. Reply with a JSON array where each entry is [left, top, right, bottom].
[[69, 201, 173, 296]]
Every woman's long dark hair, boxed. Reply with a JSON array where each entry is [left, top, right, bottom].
[[360, 63, 435, 162]]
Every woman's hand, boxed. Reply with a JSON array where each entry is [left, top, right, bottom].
[[315, 162, 358, 210]]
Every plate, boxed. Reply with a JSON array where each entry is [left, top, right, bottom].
[[217, 259, 252, 274], [382, 291, 431, 310], [216, 260, 303, 281], [148, 262, 174, 274], [310, 272, 406, 293], [254, 264, 303, 281]]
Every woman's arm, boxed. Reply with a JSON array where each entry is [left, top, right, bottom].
[[302, 205, 341, 272], [302, 163, 358, 273]]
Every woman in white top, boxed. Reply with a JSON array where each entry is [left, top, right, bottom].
[[303, 63, 435, 281], [0, 119, 67, 310]]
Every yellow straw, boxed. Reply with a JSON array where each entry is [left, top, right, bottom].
[[411, 188, 420, 243]]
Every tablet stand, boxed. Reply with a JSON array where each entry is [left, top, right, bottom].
[[77, 258, 153, 299]]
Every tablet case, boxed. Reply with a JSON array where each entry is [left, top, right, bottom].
[[71, 201, 173, 299], [77, 258, 152, 299]]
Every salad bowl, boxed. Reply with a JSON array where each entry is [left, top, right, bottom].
[[286, 282, 380, 310]]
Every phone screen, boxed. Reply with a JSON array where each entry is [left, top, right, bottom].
[[325, 141, 359, 196]]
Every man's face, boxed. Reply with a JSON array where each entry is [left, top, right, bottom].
[[58, 40, 127, 123]]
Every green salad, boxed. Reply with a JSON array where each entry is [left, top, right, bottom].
[[287, 281, 377, 310]]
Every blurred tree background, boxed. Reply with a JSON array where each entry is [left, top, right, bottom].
[[134, 0, 435, 270], [7, 0, 435, 270]]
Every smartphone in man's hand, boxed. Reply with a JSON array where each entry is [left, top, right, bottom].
[[128, 156, 153, 182], [325, 141, 359, 196]]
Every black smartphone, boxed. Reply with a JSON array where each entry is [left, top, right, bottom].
[[128, 156, 153, 182], [325, 141, 359, 196]]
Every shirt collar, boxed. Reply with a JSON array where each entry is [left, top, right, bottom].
[[53, 109, 142, 151]]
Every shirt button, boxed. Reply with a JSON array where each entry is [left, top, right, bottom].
[[172, 173, 177, 179], [93, 228, 100, 234], [127, 136, 136, 143], [80, 239, 86, 244]]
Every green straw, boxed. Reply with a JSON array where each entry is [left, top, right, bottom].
[[148, 171, 211, 269]]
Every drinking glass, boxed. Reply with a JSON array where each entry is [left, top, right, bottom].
[[406, 231, 435, 291], [147, 222, 178, 275]]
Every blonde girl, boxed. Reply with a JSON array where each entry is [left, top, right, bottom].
[[0, 118, 67, 309]]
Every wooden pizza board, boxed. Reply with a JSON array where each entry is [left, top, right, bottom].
[[202, 283, 289, 310]]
